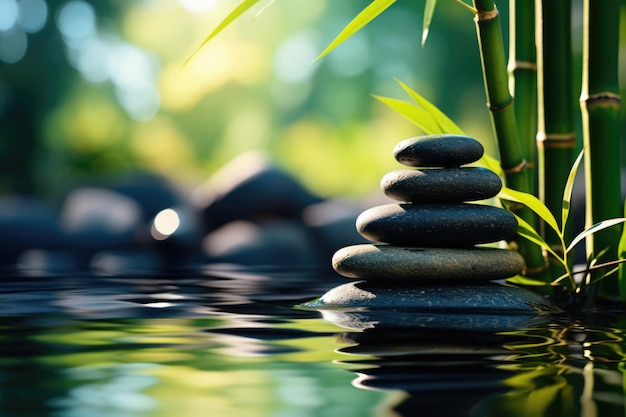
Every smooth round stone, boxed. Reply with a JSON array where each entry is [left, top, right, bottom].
[[332, 244, 524, 281], [394, 134, 484, 167], [356, 203, 518, 247], [301, 281, 555, 314], [313, 309, 550, 332], [381, 167, 502, 203]]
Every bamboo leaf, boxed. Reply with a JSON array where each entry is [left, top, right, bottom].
[[561, 149, 584, 231], [619, 199, 626, 301], [551, 272, 571, 286], [253, 0, 276, 19], [587, 266, 621, 286], [454, 0, 477, 14], [315, 0, 396, 62], [566, 218, 626, 254], [395, 79, 465, 134], [513, 213, 561, 261], [422, 0, 437, 46], [499, 186, 561, 236], [506, 275, 553, 286], [372, 95, 441, 134], [183, 0, 264, 68]]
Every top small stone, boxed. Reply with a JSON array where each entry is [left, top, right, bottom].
[[394, 134, 484, 167]]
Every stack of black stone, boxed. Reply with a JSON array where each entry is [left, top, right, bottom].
[[332, 134, 525, 285]]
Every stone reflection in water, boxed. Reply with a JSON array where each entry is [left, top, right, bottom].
[[329, 314, 626, 417], [335, 328, 513, 417]]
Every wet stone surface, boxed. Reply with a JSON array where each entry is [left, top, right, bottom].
[[303, 281, 555, 313], [393, 134, 484, 168], [332, 244, 525, 282], [381, 167, 502, 203], [356, 203, 518, 247]]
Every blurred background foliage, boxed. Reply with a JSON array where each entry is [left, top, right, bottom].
[[0, 0, 623, 200]]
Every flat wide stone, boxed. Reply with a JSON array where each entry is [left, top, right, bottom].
[[311, 309, 550, 332], [394, 135, 484, 167], [301, 281, 555, 313], [356, 203, 518, 247], [332, 244, 524, 282], [381, 167, 502, 203]]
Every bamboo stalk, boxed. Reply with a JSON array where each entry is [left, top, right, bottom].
[[508, 0, 536, 184], [580, 0, 622, 301], [536, 0, 576, 277], [473, 0, 549, 279]]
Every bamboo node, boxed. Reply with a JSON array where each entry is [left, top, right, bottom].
[[475, 6, 499, 22], [487, 97, 513, 112], [585, 92, 621, 109], [503, 159, 527, 174], [537, 133, 576, 148], [508, 60, 537, 72]]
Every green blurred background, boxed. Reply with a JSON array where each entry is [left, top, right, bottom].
[[1, 0, 623, 200]]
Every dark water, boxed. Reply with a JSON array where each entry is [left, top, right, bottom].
[[1, 267, 626, 417]]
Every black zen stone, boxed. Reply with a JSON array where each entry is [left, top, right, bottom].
[[381, 167, 502, 203], [394, 134, 484, 167], [332, 244, 524, 281], [302, 282, 555, 314], [356, 203, 518, 247]]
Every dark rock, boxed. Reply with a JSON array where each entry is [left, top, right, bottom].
[[58, 187, 143, 251], [90, 249, 163, 274], [301, 281, 555, 314], [394, 134, 484, 167], [332, 244, 524, 281], [113, 173, 183, 220], [191, 151, 323, 233], [0, 196, 68, 266], [302, 199, 371, 260], [16, 249, 81, 274], [146, 205, 204, 267], [356, 203, 518, 247], [202, 220, 324, 268], [381, 167, 502, 203]]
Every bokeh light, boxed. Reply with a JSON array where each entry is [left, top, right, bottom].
[[0, 0, 19, 32], [151, 208, 180, 241], [11, 0, 607, 199]]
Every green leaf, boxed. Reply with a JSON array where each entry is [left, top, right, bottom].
[[561, 149, 584, 231], [422, 0, 437, 46], [372, 94, 441, 134], [587, 265, 621, 286], [315, 0, 396, 62], [183, 0, 264, 68], [619, 199, 626, 302], [499, 186, 561, 237], [513, 213, 562, 261], [551, 272, 571, 286], [253, 0, 276, 18], [395, 79, 465, 134], [566, 218, 626, 254], [506, 275, 553, 286]]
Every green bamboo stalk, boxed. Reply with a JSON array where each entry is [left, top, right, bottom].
[[536, 0, 576, 277], [508, 0, 537, 183], [473, 0, 549, 279], [580, 0, 622, 301]]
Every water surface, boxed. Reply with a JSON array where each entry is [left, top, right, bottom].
[[1, 267, 625, 417]]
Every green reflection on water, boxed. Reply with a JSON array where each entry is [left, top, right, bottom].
[[0, 316, 390, 417], [473, 319, 626, 417]]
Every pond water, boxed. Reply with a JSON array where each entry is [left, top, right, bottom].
[[1, 266, 626, 417]]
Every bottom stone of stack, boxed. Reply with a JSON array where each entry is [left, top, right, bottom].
[[332, 244, 524, 282], [301, 281, 554, 314]]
